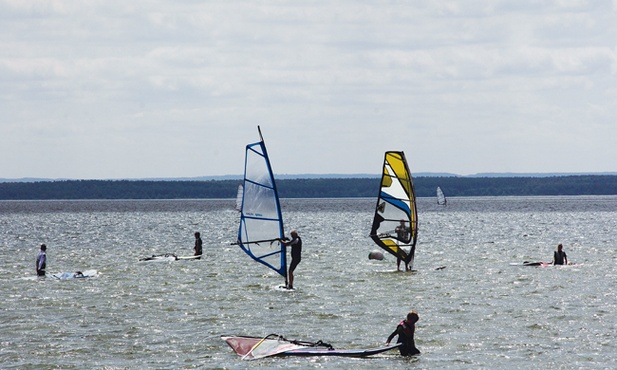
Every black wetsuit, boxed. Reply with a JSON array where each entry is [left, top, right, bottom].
[[387, 320, 420, 356], [554, 250, 567, 265], [288, 236, 302, 272], [194, 236, 203, 258]]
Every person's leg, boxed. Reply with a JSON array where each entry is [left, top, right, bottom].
[[288, 268, 294, 289]]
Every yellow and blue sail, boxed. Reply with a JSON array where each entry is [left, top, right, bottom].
[[236, 127, 287, 282], [370, 151, 418, 264]]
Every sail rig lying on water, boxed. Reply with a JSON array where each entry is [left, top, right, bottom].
[[436, 186, 447, 206], [222, 334, 401, 359], [370, 151, 418, 267], [233, 126, 287, 285]]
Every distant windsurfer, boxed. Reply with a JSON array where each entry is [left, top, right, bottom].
[[395, 220, 411, 271], [194, 232, 203, 259], [386, 310, 420, 356], [281, 230, 302, 289], [36, 244, 47, 276], [552, 243, 568, 265]]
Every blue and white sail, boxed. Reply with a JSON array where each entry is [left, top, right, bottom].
[[235, 127, 287, 282]]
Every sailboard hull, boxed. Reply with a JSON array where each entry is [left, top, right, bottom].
[[283, 345, 401, 357], [510, 262, 551, 267], [510, 262, 577, 267], [222, 335, 400, 358], [138, 254, 201, 262], [52, 270, 98, 279]]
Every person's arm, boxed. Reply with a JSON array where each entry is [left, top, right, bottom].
[[283, 237, 298, 247], [564, 253, 568, 265], [385, 326, 400, 345]]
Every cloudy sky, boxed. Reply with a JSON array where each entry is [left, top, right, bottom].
[[1, 1, 616, 179]]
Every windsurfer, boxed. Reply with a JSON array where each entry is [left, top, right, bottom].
[[35, 244, 47, 276], [395, 220, 411, 271], [552, 243, 568, 265], [194, 232, 203, 258], [281, 230, 302, 289], [386, 310, 420, 356]]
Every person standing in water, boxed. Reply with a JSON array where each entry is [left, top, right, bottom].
[[35, 244, 47, 276], [395, 219, 411, 271], [194, 232, 203, 258], [386, 310, 420, 356], [281, 230, 302, 289], [553, 243, 568, 265]]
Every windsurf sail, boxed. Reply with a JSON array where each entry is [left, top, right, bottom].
[[234, 126, 287, 283], [436, 186, 447, 206], [370, 151, 418, 267], [235, 184, 243, 211], [222, 334, 401, 359], [223, 334, 310, 360]]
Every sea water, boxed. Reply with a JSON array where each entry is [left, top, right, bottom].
[[0, 196, 616, 369]]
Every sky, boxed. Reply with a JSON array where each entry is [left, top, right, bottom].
[[1, 1, 616, 179]]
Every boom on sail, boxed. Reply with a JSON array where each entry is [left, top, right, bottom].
[[233, 127, 287, 284], [369, 151, 418, 267]]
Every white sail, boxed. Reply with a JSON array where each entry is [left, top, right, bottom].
[[235, 184, 243, 211], [436, 186, 447, 206]]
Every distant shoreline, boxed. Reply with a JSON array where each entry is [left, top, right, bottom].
[[1, 175, 616, 200]]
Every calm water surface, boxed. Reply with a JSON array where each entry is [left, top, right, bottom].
[[1, 196, 616, 369]]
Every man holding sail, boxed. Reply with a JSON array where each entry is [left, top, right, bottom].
[[395, 220, 411, 271], [281, 230, 302, 289]]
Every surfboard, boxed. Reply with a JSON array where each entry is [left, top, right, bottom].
[[52, 269, 98, 279], [138, 254, 201, 262], [282, 344, 402, 357], [510, 262, 549, 266], [177, 255, 202, 260]]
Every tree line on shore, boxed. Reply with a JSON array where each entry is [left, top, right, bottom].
[[0, 175, 616, 200]]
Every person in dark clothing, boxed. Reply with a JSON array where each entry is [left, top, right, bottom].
[[395, 219, 411, 271], [386, 310, 420, 356], [36, 244, 47, 276], [281, 230, 302, 289], [194, 232, 203, 258], [553, 243, 568, 265]]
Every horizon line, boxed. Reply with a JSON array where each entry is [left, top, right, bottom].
[[2, 171, 617, 183]]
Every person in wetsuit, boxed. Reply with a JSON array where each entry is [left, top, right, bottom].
[[36, 244, 47, 276], [386, 310, 420, 356], [553, 243, 568, 265], [281, 230, 302, 289], [194, 232, 203, 258], [395, 219, 411, 271]]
